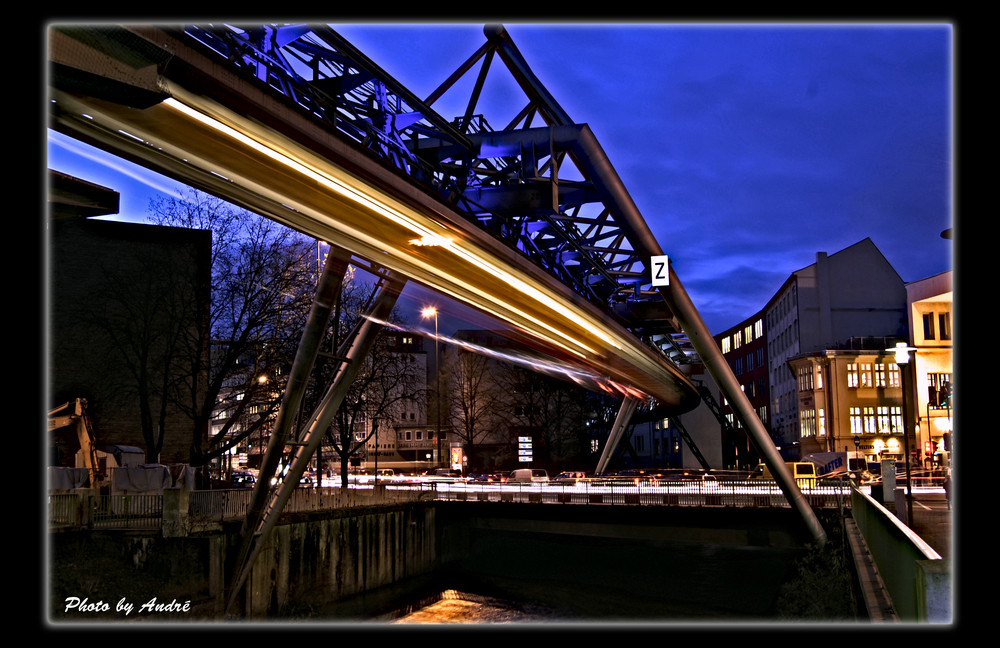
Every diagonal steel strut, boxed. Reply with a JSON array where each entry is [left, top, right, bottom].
[[231, 246, 352, 582], [595, 396, 639, 475], [226, 259, 406, 614]]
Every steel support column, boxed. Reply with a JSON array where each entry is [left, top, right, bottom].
[[233, 246, 353, 576], [657, 268, 827, 546], [483, 26, 826, 544], [595, 395, 639, 475], [226, 266, 406, 614]]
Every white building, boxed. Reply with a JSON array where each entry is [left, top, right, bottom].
[[906, 270, 953, 466]]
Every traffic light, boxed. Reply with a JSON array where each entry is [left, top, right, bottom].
[[940, 381, 951, 408]]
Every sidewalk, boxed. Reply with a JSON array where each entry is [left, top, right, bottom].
[[883, 492, 951, 559]]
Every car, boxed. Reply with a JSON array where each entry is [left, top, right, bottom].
[[551, 471, 587, 484], [230, 471, 256, 488], [470, 472, 506, 483], [509, 468, 548, 483], [419, 468, 465, 483]]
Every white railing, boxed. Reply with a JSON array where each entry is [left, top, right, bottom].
[[49, 479, 855, 531], [416, 479, 852, 508]]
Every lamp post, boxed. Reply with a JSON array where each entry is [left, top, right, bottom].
[[888, 342, 917, 527], [422, 307, 442, 467]]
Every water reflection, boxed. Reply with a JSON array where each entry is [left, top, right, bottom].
[[391, 590, 555, 624]]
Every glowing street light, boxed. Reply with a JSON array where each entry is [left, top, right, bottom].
[[422, 306, 442, 467], [887, 341, 917, 527]]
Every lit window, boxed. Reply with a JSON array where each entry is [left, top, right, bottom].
[[874, 364, 887, 388], [800, 409, 816, 437], [847, 364, 859, 388], [863, 406, 877, 434], [850, 407, 863, 436], [860, 364, 874, 388]]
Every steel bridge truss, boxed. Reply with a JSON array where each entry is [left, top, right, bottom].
[[180, 24, 694, 366], [49, 23, 829, 613]]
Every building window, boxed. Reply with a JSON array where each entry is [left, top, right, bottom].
[[818, 408, 826, 436], [939, 312, 951, 340], [928, 373, 953, 409], [877, 406, 891, 434], [863, 407, 877, 435], [734, 330, 742, 349], [850, 407, 863, 436], [721, 336, 731, 354], [887, 364, 900, 388], [860, 364, 874, 388], [800, 409, 816, 438], [797, 366, 813, 391], [745, 325, 754, 343], [847, 364, 859, 388], [755, 319, 763, 338], [922, 313, 936, 340], [874, 364, 887, 388]]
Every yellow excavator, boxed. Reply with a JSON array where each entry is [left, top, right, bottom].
[[48, 398, 102, 489]]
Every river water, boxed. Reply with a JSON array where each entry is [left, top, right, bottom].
[[389, 590, 558, 624]]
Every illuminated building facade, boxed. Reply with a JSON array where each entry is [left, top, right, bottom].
[[906, 270, 953, 467], [715, 238, 908, 462]]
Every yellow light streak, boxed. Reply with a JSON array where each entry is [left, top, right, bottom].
[[160, 96, 625, 357]]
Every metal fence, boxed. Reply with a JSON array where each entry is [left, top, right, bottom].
[[48, 479, 853, 532], [92, 494, 163, 530]]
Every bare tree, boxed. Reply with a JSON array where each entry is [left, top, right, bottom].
[[443, 348, 506, 471], [498, 366, 591, 468], [84, 239, 200, 463], [146, 189, 316, 467]]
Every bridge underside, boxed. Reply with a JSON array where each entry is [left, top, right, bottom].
[[48, 24, 828, 610], [48, 26, 699, 411]]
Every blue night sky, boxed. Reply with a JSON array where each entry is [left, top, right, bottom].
[[46, 22, 953, 335]]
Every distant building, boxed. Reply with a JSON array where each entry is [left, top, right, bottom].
[[48, 171, 211, 467], [715, 238, 908, 462], [366, 330, 440, 472], [714, 312, 769, 469]]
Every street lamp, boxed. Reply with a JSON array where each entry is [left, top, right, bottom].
[[422, 306, 442, 467], [888, 341, 917, 527]]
